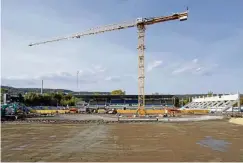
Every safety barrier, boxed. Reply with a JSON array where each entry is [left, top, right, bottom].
[[146, 110, 165, 114], [117, 109, 209, 115], [35, 109, 107, 115], [180, 109, 209, 115], [117, 109, 166, 114], [35, 110, 70, 114], [98, 109, 106, 114], [117, 109, 137, 114], [33, 108, 209, 115]]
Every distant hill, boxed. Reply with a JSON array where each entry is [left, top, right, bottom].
[[1, 86, 110, 95], [1, 85, 241, 98]]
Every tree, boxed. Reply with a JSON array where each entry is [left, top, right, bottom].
[[208, 91, 213, 97], [0, 88, 8, 94], [24, 92, 40, 106], [53, 93, 63, 106], [60, 99, 68, 106], [0, 88, 8, 103], [18, 93, 24, 103], [64, 94, 73, 101], [111, 89, 125, 95], [152, 92, 159, 95], [182, 98, 190, 106], [23, 92, 77, 106], [173, 97, 180, 107]]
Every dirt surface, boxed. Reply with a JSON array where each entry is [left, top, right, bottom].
[[1, 120, 243, 162], [57, 114, 118, 121], [229, 118, 243, 126], [28, 114, 225, 122]]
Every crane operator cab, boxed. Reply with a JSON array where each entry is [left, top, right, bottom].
[[136, 18, 144, 24]]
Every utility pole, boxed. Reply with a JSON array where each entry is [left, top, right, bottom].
[[238, 91, 241, 110], [3, 93, 7, 104], [41, 80, 43, 94]]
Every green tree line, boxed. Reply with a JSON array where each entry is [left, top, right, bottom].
[[110, 89, 126, 95], [2, 88, 243, 107], [22, 92, 76, 106]]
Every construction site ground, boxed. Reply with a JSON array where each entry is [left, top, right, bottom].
[[2, 115, 243, 162], [229, 118, 243, 126]]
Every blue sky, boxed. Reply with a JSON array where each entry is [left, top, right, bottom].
[[1, 0, 243, 94]]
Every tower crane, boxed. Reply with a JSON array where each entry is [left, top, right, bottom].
[[29, 9, 189, 115]]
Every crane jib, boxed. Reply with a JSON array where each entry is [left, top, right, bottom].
[[28, 11, 188, 46]]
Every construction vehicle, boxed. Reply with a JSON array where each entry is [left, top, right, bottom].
[[29, 9, 189, 116], [1, 103, 29, 121], [76, 101, 88, 113], [105, 108, 118, 114]]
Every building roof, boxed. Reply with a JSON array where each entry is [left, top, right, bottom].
[[74, 94, 176, 99]]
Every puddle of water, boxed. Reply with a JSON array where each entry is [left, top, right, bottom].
[[197, 136, 231, 152]]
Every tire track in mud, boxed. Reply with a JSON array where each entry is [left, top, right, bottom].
[[42, 124, 114, 161]]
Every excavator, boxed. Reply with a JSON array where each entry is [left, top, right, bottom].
[[1, 102, 29, 121]]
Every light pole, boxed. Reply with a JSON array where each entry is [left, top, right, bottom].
[[41, 80, 43, 94], [77, 71, 79, 91]]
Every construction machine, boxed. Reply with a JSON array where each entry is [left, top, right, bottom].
[[1, 102, 29, 121]]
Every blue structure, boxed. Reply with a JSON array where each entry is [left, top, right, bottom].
[[74, 94, 178, 108]]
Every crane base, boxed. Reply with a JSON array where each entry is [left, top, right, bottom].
[[136, 108, 147, 116]]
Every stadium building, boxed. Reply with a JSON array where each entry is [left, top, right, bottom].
[[74, 94, 179, 109]]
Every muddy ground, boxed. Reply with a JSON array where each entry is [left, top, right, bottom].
[[1, 120, 243, 162]]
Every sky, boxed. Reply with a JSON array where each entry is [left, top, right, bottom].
[[1, 0, 243, 94]]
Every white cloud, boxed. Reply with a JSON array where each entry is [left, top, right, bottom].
[[1, 63, 137, 90], [1, 1, 243, 94], [193, 58, 198, 63], [78, 64, 106, 77], [147, 60, 163, 72], [105, 76, 121, 81], [172, 58, 218, 76], [104, 74, 138, 82]]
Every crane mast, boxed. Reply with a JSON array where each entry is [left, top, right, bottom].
[[137, 24, 146, 115], [29, 10, 188, 115]]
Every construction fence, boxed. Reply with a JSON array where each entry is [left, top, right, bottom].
[[31, 108, 209, 115]]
